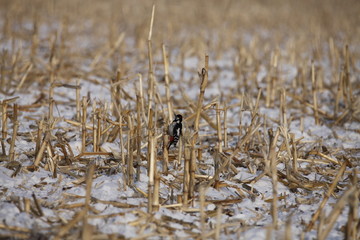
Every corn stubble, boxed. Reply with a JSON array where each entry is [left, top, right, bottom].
[[0, 0, 359, 239]]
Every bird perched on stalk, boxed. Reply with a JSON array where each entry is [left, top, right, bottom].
[[167, 114, 183, 150]]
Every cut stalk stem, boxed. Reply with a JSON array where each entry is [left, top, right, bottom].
[[147, 109, 154, 173], [48, 84, 54, 123], [9, 104, 18, 161], [127, 115, 134, 186], [175, 134, 182, 170], [290, 133, 298, 172], [268, 128, 280, 229], [96, 109, 101, 152], [318, 185, 356, 240], [92, 107, 97, 152], [152, 171, 160, 211], [1, 101, 8, 155], [223, 103, 228, 149], [163, 127, 169, 174], [148, 135, 156, 213], [34, 132, 50, 166], [119, 114, 125, 165], [215, 205, 222, 240], [200, 186, 206, 237], [138, 74, 146, 124], [147, 5, 156, 119], [76, 79, 81, 122], [216, 102, 223, 153], [9, 121, 18, 162], [136, 95, 142, 181], [81, 97, 87, 153], [162, 44, 173, 121], [190, 55, 209, 200], [306, 162, 347, 231], [183, 147, 190, 207], [311, 61, 319, 125], [32, 192, 43, 217], [82, 164, 95, 240]]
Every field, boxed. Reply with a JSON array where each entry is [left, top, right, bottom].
[[0, 0, 360, 239]]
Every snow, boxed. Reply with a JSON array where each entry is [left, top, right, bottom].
[[1, 52, 360, 237], [1, 6, 360, 240]]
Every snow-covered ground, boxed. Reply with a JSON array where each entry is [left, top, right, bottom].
[[1, 1, 360, 239], [1, 47, 359, 239]]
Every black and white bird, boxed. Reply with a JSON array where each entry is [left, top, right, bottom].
[[167, 114, 183, 150]]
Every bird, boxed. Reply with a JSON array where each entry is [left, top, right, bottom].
[[167, 114, 183, 150]]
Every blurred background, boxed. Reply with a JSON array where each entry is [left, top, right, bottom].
[[0, 0, 359, 92], [1, 0, 359, 52]]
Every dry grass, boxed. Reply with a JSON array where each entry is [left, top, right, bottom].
[[0, 0, 360, 239]]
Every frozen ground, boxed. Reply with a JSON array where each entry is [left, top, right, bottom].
[[0, 1, 360, 238], [0, 46, 359, 239]]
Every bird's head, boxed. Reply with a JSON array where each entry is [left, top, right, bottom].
[[175, 114, 183, 123]]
